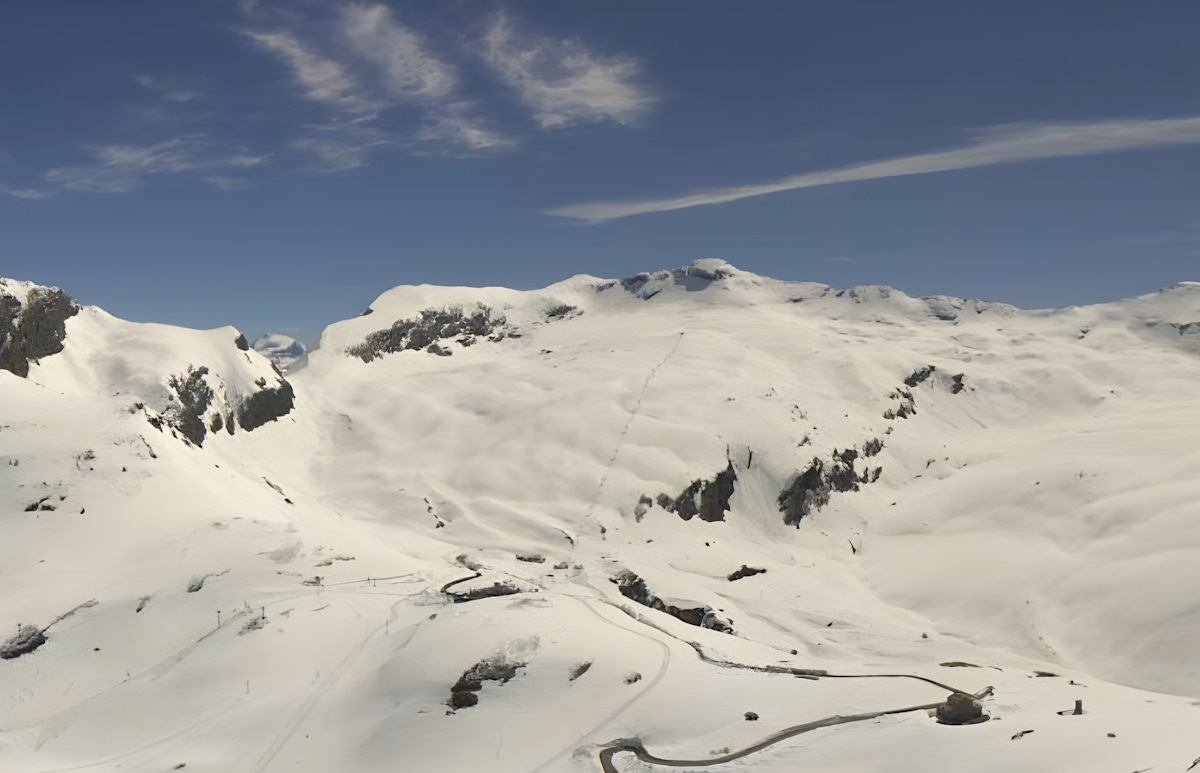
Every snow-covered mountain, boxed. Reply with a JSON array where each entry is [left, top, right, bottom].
[[2, 261, 1200, 773]]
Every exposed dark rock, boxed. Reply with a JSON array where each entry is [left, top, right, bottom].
[[778, 458, 832, 526], [0, 287, 80, 378], [904, 365, 937, 387], [448, 690, 478, 709], [633, 494, 653, 521], [449, 581, 522, 603], [0, 624, 46, 659], [620, 272, 666, 299], [569, 660, 593, 681], [950, 374, 966, 394], [166, 366, 213, 447], [744, 712, 759, 721], [936, 692, 987, 725], [863, 437, 884, 457], [727, 565, 767, 582], [516, 554, 545, 564], [348, 305, 506, 363], [233, 334, 249, 351], [546, 304, 578, 320], [684, 262, 733, 281], [659, 460, 737, 522], [426, 343, 452, 357], [449, 654, 526, 710], [778, 447, 880, 527], [940, 661, 981, 668], [237, 379, 295, 432], [209, 413, 224, 434], [624, 672, 642, 684], [883, 387, 917, 420], [611, 570, 735, 634]]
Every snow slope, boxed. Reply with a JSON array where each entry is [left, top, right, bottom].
[[2, 261, 1200, 773]]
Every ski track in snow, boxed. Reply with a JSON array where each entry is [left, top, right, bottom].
[[587, 331, 686, 520]]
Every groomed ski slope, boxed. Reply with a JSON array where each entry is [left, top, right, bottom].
[[2, 261, 1199, 773]]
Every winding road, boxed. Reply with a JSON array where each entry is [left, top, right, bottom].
[[597, 699, 946, 771]]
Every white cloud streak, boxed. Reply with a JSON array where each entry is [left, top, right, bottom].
[[546, 116, 1200, 223], [40, 137, 267, 195], [289, 125, 392, 171], [240, 3, 511, 163], [241, 29, 379, 117], [338, 3, 455, 100], [417, 101, 514, 153], [132, 75, 195, 103], [482, 13, 653, 129]]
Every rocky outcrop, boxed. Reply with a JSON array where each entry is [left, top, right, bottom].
[[727, 565, 767, 582], [449, 655, 526, 710], [0, 286, 79, 378], [545, 304, 579, 320], [165, 366, 214, 447], [883, 387, 916, 420], [657, 461, 737, 522], [347, 305, 506, 363], [0, 624, 46, 659], [612, 570, 735, 634], [237, 377, 295, 432], [904, 365, 936, 388], [936, 692, 987, 725], [777, 447, 882, 527]]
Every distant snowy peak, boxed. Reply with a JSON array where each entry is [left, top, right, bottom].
[[253, 333, 308, 373]]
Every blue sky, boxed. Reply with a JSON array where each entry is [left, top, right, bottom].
[[2, 1, 1199, 343]]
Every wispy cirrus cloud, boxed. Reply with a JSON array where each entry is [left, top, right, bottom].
[[132, 75, 196, 103], [241, 29, 380, 118], [416, 102, 515, 154], [3, 2, 652, 198], [288, 124, 393, 171], [238, 2, 508, 166], [0, 182, 53, 200], [338, 3, 456, 101], [42, 137, 267, 194], [547, 116, 1200, 223], [482, 12, 654, 129]]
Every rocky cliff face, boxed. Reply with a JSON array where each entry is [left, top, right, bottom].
[[0, 283, 79, 378]]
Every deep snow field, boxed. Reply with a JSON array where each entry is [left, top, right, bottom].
[[2, 261, 1199, 773]]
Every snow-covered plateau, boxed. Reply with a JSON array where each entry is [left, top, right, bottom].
[[2, 261, 1199, 773]]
